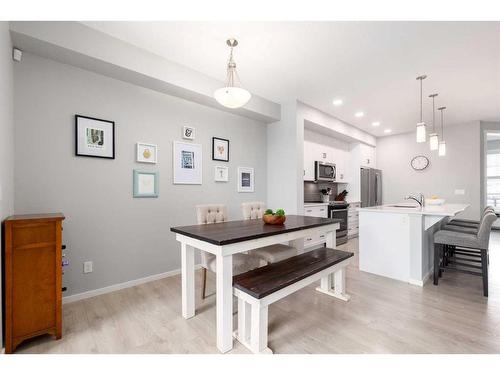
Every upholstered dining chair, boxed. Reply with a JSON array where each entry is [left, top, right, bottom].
[[241, 201, 298, 265], [196, 204, 260, 299]]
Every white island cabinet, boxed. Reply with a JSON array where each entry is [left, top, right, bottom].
[[358, 203, 469, 286]]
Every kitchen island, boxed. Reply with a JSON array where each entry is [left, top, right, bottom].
[[358, 203, 469, 286]]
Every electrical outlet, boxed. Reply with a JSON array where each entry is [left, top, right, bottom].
[[455, 189, 465, 195], [83, 261, 93, 274]]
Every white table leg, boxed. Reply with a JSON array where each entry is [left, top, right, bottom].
[[250, 304, 272, 354], [236, 298, 251, 344], [216, 254, 233, 353], [326, 229, 336, 248], [181, 242, 195, 319], [333, 267, 350, 301]]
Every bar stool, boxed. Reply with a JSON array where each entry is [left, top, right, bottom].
[[433, 211, 496, 296], [446, 206, 494, 229], [441, 207, 495, 262], [241, 202, 298, 265]]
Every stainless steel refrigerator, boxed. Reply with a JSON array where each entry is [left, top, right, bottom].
[[360, 168, 382, 207]]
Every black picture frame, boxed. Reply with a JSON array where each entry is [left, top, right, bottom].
[[75, 114, 115, 159], [212, 137, 230, 162]]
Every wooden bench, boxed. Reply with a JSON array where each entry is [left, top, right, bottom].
[[232, 247, 354, 354]]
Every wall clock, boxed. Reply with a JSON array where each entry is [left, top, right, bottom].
[[411, 155, 430, 171]]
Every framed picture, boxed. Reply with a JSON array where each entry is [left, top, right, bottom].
[[75, 115, 115, 159], [212, 137, 229, 162], [237, 167, 254, 193], [214, 166, 229, 182], [136, 142, 157, 163], [182, 126, 196, 140], [173, 141, 202, 184], [133, 170, 159, 198]]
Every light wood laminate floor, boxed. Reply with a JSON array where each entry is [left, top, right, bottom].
[[16, 234, 500, 354]]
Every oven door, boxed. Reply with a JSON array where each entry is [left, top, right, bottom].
[[329, 208, 348, 232]]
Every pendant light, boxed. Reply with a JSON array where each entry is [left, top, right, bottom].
[[429, 93, 439, 151], [416, 75, 427, 143], [438, 106, 447, 156], [214, 39, 251, 109]]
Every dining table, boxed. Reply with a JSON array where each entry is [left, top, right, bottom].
[[170, 214, 341, 353]]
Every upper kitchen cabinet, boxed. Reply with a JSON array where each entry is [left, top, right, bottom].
[[303, 130, 350, 182], [350, 142, 376, 168]]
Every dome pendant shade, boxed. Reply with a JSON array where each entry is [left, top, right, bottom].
[[214, 86, 251, 109], [438, 141, 446, 156], [416, 122, 426, 143], [214, 38, 252, 109], [429, 133, 439, 150]]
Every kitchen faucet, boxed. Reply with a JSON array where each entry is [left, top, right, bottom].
[[404, 193, 425, 208]]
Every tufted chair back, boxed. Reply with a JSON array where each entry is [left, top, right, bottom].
[[196, 204, 228, 269], [196, 204, 228, 225], [242, 202, 266, 220], [477, 211, 498, 249]]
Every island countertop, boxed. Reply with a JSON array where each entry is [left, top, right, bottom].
[[358, 203, 469, 217]]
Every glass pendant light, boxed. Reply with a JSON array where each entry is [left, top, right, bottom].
[[429, 93, 439, 150], [438, 106, 447, 156], [214, 39, 251, 109], [416, 75, 427, 143]]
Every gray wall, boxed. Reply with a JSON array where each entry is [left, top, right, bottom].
[[0, 22, 14, 347], [377, 121, 481, 220], [14, 53, 267, 296]]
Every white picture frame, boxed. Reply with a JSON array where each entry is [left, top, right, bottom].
[[237, 167, 254, 192], [136, 142, 158, 163], [182, 126, 196, 140], [214, 166, 229, 182], [173, 141, 202, 184]]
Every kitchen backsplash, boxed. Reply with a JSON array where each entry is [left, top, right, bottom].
[[304, 181, 339, 202]]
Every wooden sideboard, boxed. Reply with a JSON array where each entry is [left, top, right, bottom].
[[3, 213, 65, 353]]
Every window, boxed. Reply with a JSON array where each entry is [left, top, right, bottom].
[[486, 133, 500, 213]]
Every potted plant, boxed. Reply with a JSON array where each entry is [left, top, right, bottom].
[[262, 208, 286, 225]]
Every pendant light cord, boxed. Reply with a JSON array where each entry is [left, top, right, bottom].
[[441, 109, 444, 140], [420, 78, 423, 123], [432, 96, 435, 132]]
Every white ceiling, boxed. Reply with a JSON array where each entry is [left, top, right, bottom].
[[83, 21, 500, 137]]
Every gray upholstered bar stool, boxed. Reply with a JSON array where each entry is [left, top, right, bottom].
[[196, 204, 260, 299], [241, 202, 298, 265], [433, 211, 496, 296], [445, 206, 494, 229], [442, 206, 494, 233]]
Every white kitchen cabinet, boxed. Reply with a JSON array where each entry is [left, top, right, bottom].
[[335, 151, 348, 183], [303, 203, 328, 249], [303, 141, 315, 181], [303, 204, 328, 218], [359, 143, 376, 168], [348, 201, 360, 238], [303, 137, 350, 183]]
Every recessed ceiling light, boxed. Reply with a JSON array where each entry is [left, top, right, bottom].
[[355, 112, 364, 118], [332, 99, 343, 106], [372, 121, 381, 127], [384, 129, 392, 134]]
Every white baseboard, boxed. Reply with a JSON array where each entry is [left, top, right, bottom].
[[62, 264, 201, 304], [408, 270, 431, 287]]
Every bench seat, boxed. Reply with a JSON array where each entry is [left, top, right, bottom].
[[232, 248, 354, 354], [234, 248, 354, 298]]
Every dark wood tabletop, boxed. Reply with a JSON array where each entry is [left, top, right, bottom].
[[170, 215, 341, 246]]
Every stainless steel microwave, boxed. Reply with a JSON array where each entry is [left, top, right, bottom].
[[315, 161, 336, 182]]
